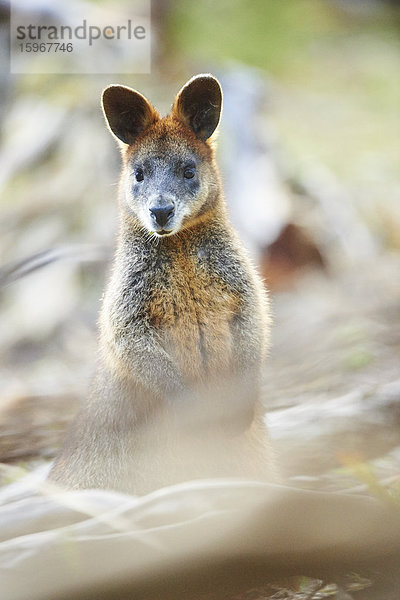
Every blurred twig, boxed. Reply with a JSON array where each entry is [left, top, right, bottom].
[[0, 244, 110, 288]]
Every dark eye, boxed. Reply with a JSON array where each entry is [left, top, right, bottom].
[[184, 167, 195, 179], [135, 168, 144, 182]]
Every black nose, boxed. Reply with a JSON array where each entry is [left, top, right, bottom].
[[149, 204, 175, 228]]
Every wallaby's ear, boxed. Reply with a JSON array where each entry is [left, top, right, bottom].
[[101, 85, 159, 145], [172, 74, 222, 141]]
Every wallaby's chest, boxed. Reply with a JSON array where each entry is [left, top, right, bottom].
[[147, 246, 241, 381]]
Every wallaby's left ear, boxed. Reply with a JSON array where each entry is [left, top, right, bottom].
[[102, 85, 159, 146], [172, 74, 222, 141]]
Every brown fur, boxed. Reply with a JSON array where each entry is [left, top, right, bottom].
[[49, 75, 274, 494]]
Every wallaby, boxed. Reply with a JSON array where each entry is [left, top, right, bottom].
[[49, 74, 274, 495]]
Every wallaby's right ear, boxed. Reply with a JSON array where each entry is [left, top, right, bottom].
[[101, 85, 159, 145], [172, 74, 222, 141]]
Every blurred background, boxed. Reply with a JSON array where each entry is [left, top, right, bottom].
[[0, 0, 399, 495]]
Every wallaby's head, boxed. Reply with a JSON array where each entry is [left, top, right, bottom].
[[102, 75, 222, 237]]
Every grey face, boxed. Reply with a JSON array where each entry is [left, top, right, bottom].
[[124, 143, 209, 237]]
